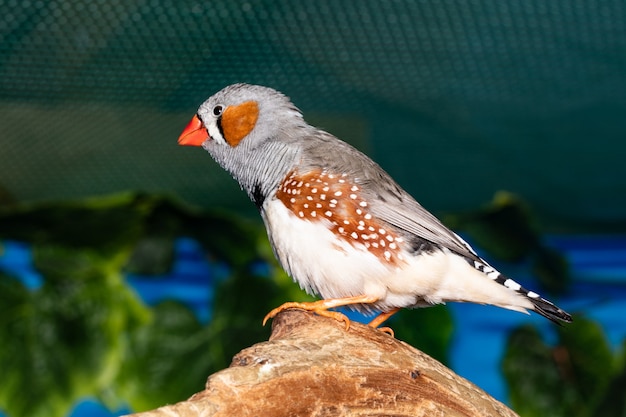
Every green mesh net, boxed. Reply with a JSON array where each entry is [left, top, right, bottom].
[[1, 0, 625, 231]]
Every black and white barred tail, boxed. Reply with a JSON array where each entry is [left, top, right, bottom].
[[473, 259, 573, 324]]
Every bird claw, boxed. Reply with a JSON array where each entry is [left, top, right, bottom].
[[375, 326, 395, 337], [263, 301, 352, 330]]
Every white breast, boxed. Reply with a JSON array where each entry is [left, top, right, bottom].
[[263, 198, 428, 311]]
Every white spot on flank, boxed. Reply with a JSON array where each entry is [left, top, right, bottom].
[[364, 213, 372, 220], [350, 194, 357, 199], [351, 232, 358, 239], [343, 220, 350, 225], [357, 225, 365, 231], [311, 188, 318, 193], [338, 227, 345, 233], [298, 211, 304, 218], [316, 203, 322, 208], [297, 181, 303, 187], [338, 179, 346, 184], [384, 251, 391, 260], [389, 242, 397, 249], [386, 235, 393, 242], [311, 211, 316, 217], [320, 194, 326, 200], [306, 196, 313, 201], [303, 203, 309, 208], [323, 186, 329, 192], [290, 198, 296, 203], [527, 291, 540, 298], [351, 185, 359, 191], [356, 209, 363, 215], [379, 229, 386, 235], [325, 211, 332, 217], [359, 201, 368, 207], [334, 191, 342, 196]]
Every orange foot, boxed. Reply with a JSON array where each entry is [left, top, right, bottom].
[[367, 307, 401, 337], [263, 295, 380, 330]]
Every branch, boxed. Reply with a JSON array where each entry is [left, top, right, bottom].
[[126, 309, 518, 417]]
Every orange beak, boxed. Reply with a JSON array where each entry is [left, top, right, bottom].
[[178, 115, 209, 146]]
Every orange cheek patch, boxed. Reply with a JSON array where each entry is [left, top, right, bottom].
[[221, 101, 259, 147]]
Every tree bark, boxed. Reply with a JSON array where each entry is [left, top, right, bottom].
[[126, 309, 519, 417]]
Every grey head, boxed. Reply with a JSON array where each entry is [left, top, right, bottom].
[[193, 83, 312, 207]]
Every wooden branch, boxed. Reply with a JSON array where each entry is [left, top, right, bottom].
[[126, 309, 519, 417]]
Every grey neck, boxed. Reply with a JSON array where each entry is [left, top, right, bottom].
[[206, 139, 300, 209]]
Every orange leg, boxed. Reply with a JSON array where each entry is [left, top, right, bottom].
[[367, 307, 400, 329], [263, 295, 379, 330]]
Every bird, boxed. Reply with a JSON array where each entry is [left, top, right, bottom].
[[178, 83, 572, 330]]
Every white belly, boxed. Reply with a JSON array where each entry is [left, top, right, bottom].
[[262, 199, 421, 311]]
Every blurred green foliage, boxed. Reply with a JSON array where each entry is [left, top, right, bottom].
[[444, 191, 570, 295], [0, 191, 617, 417], [0, 192, 452, 416], [0, 243, 149, 417], [503, 317, 626, 417], [0, 192, 279, 416]]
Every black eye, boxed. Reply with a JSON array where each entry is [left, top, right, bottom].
[[213, 105, 223, 116]]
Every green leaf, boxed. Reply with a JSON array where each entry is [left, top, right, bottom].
[[0, 193, 146, 255], [503, 317, 618, 417], [0, 252, 149, 417], [531, 247, 570, 296], [208, 269, 276, 363], [114, 301, 211, 412], [502, 325, 577, 417], [595, 340, 626, 417], [443, 192, 539, 262], [556, 316, 614, 408], [124, 236, 175, 275]]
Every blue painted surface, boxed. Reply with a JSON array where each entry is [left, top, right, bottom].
[[68, 399, 131, 417], [0, 240, 43, 289], [1, 235, 625, 414], [126, 237, 217, 323]]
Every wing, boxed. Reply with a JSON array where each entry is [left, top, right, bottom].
[[367, 186, 482, 262], [299, 130, 482, 262]]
